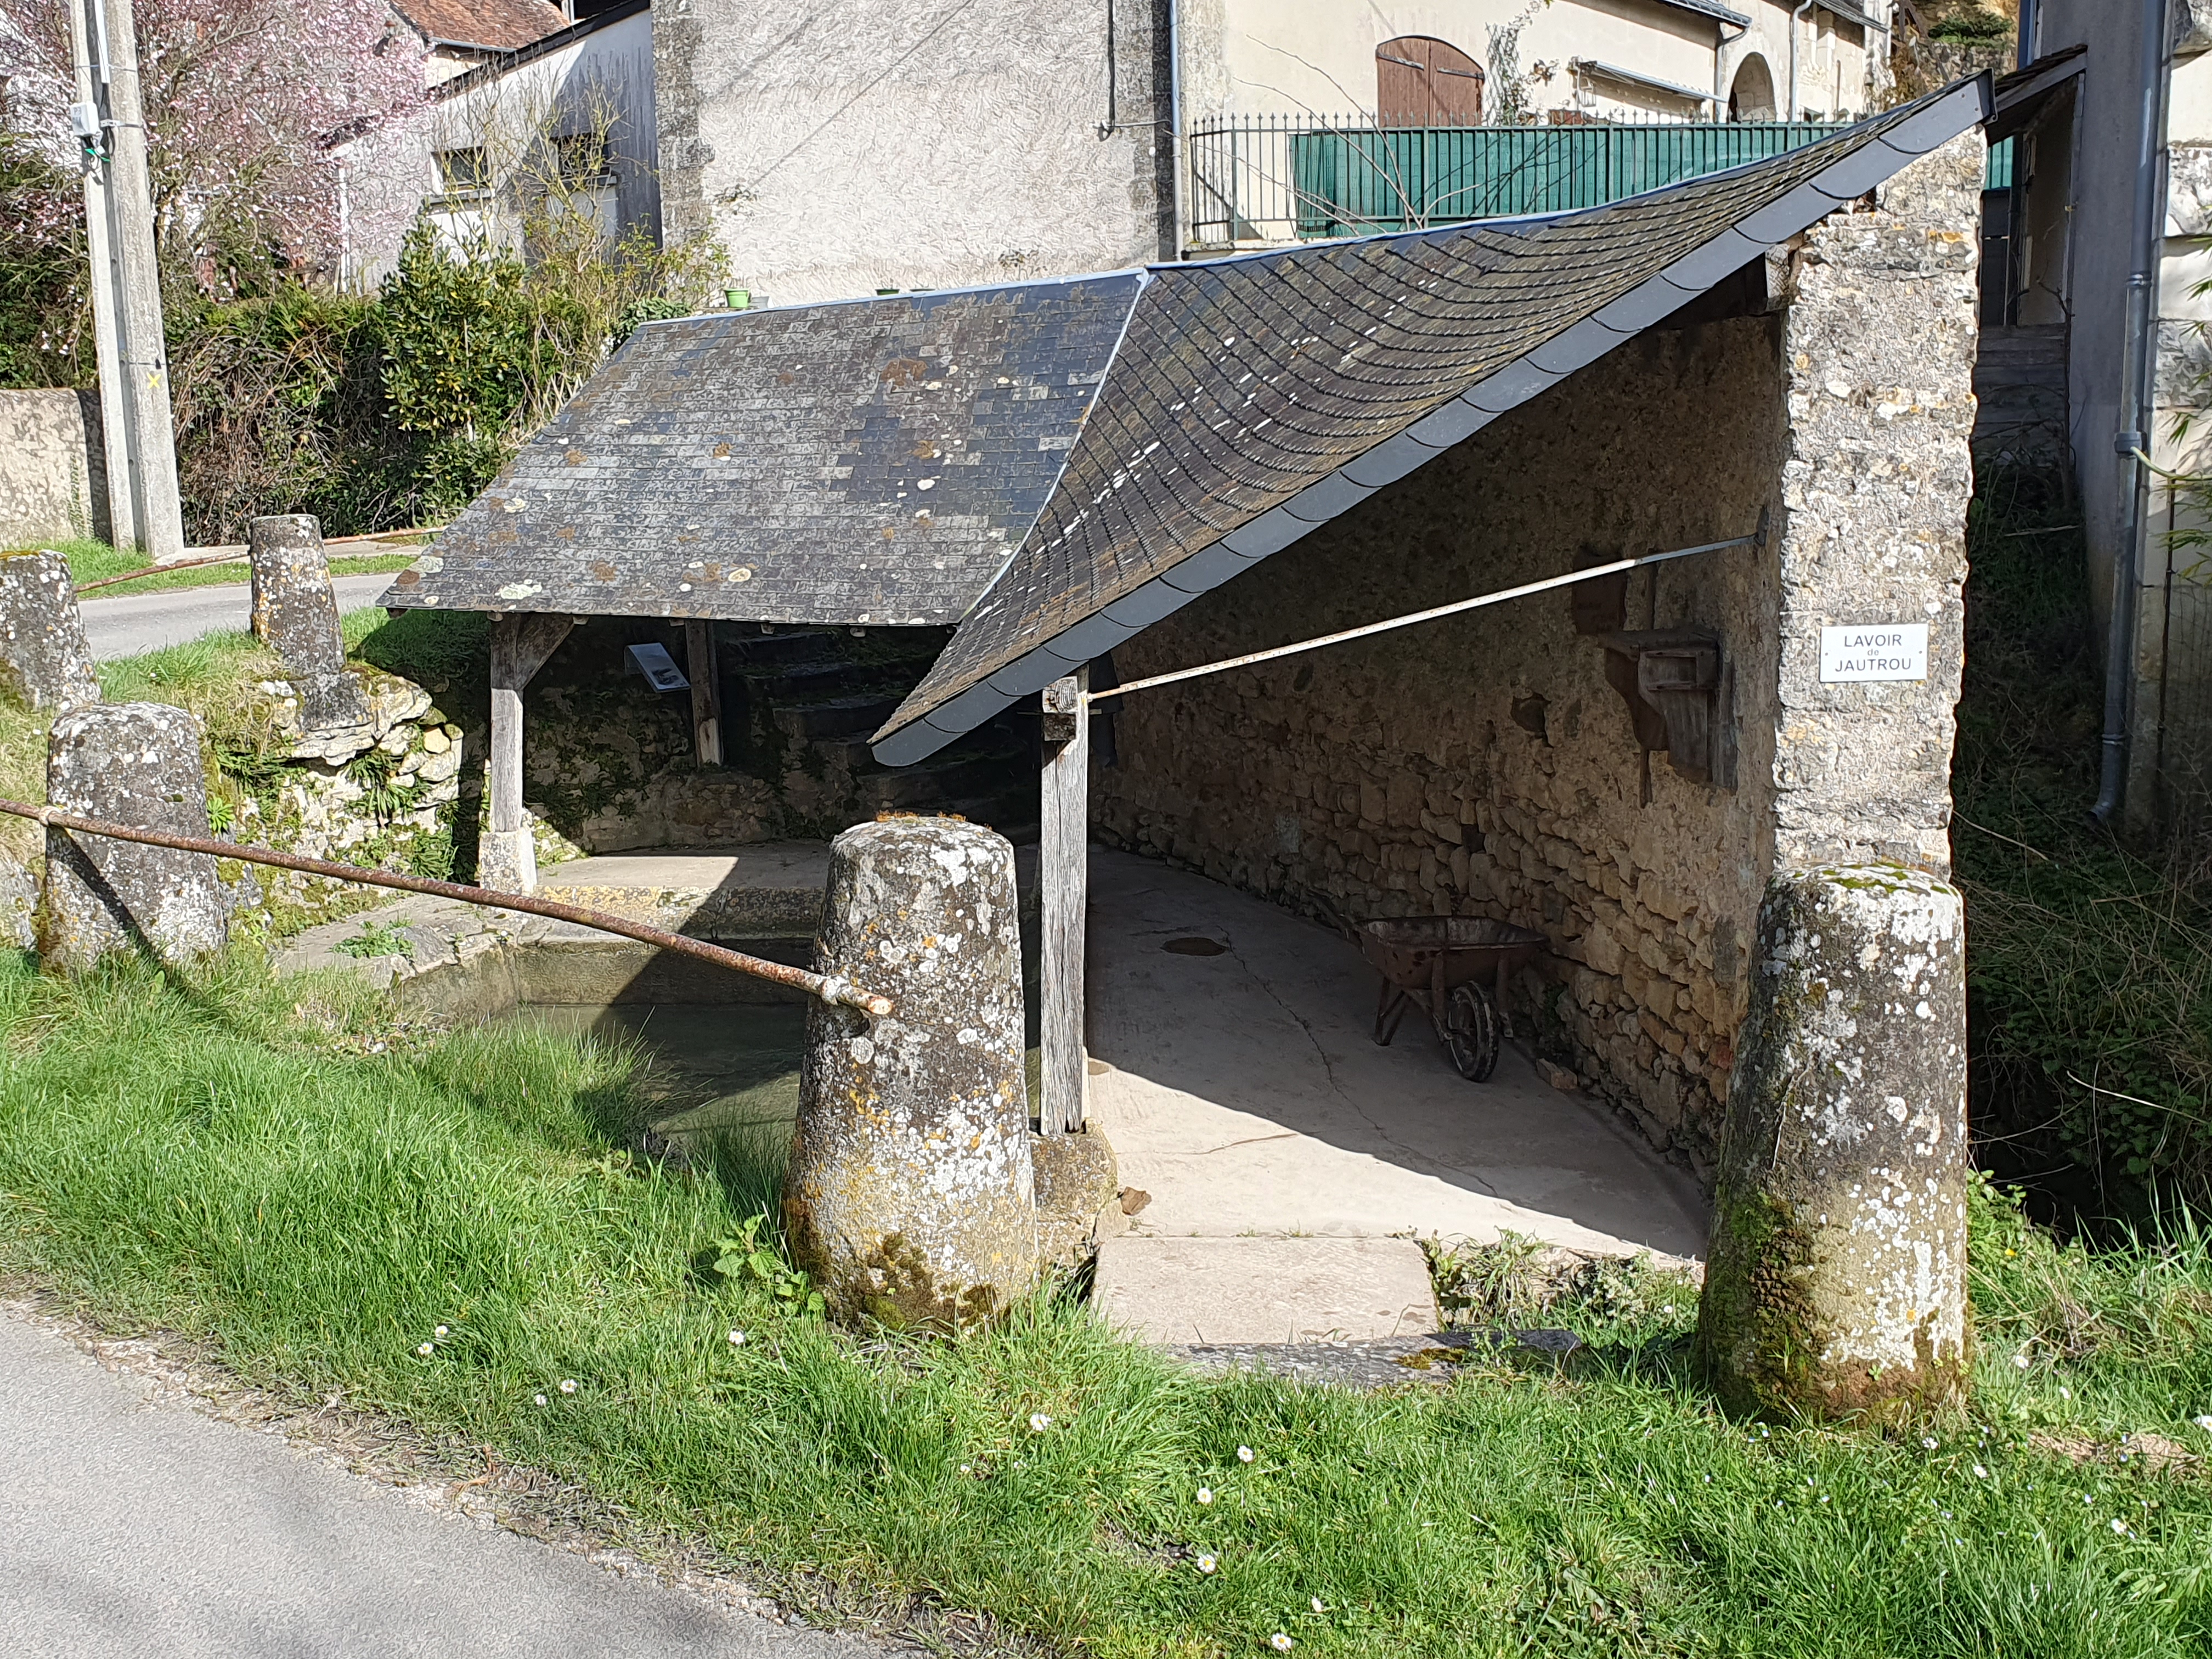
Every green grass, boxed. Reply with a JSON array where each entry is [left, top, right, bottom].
[[3, 950, 2211, 1657], [0, 536, 422, 600]]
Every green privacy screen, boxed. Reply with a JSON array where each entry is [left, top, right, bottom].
[[1288, 121, 1854, 235]]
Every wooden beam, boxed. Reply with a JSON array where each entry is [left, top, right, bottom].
[[484, 612, 574, 894], [1039, 669, 1089, 1135], [685, 620, 723, 766]]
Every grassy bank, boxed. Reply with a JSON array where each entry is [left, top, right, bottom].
[[0, 605, 483, 876], [3, 951, 2210, 1657], [1953, 471, 2212, 1221]]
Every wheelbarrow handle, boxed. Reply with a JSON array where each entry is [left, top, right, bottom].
[[1313, 895, 1361, 946]]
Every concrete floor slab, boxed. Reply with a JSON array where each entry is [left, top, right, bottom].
[[1093, 1236, 1437, 1345], [1085, 849, 1707, 1261], [278, 838, 1703, 1262]]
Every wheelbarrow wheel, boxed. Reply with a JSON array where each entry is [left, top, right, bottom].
[[1442, 981, 1500, 1082]]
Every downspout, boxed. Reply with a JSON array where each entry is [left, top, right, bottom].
[[2095, 0, 2173, 824], [1167, 0, 1183, 260], [1716, 19, 1747, 115], [2016, 0, 2039, 69], [1788, 0, 1815, 120]]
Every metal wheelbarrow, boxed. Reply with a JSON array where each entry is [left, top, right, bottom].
[[1329, 912, 1549, 1083]]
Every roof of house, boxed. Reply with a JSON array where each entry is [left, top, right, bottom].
[[1646, 0, 1755, 30], [430, 0, 648, 99], [393, 0, 571, 52], [869, 74, 1991, 765], [388, 274, 1144, 626]]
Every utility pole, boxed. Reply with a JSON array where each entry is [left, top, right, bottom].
[[67, 0, 185, 562]]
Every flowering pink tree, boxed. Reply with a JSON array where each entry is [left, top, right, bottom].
[[0, 0, 423, 286]]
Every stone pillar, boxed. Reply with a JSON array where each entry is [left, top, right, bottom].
[[1697, 863, 1968, 1419], [248, 514, 369, 751], [41, 702, 227, 972], [1771, 131, 1981, 873], [785, 817, 1039, 1328], [0, 549, 99, 712]]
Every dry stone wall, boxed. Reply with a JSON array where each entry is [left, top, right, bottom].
[[213, 668, 465, 938]]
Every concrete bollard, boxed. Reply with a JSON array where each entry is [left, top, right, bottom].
[[785, 817, 1039, 1328], [1697, 863, 1969, 1419], [0, 549, 99, 712], [41, 702, 228, 973], [248, 515, 369, 750]]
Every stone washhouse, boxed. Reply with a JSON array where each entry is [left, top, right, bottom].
[[397, 72, 2008, 1215]]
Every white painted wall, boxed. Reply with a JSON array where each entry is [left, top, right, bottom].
[[653, 0, 1171, 308]]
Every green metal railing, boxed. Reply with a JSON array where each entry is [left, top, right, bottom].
[[1187, 115, 2015, 247]]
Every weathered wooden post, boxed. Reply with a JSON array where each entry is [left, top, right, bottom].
[[684, 620, 723, 766], [482, 612, 573, 894], [41, 702, 227, 972], [786, 816, 1039, 1327], [1697, 864, 1970, 1418], [1039, 669, 1088, 1133], [247, 514, 369, 753], [0, 549, 100, 712]]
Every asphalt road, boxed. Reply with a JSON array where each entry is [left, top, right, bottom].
[[81, 573, 398, 661], [0, 1309, 881, 1659]]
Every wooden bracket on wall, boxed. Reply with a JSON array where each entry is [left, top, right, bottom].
[[1594, 628, 1735, 793]]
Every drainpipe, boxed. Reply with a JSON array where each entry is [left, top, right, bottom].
[[1167, 0, 1183, 259], [1788, 0, 1816, 120], [2016, 0, 2039, 70], [1716, 19, 1747, 116], [2095, 0, 2173, 825]]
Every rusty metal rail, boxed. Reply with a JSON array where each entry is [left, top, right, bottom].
[[0, 797, 890, 1018]]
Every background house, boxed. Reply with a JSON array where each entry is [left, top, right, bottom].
[[1177, 0, 1893, 251], [339, 0, 660, 291], [391, 0, 573, 86], [1995, 3, 2212, 837]]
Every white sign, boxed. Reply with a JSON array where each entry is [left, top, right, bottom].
[[1819, 623, 1928, 684], [624, 641, 690, 692]]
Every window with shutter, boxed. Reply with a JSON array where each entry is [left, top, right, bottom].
[[1375, 36, 1483, 126]]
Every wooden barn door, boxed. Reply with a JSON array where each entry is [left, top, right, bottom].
[[1376, 36, 1484, 126]]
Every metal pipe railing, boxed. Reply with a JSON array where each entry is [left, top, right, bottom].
[[0, 796, 891, 1018]]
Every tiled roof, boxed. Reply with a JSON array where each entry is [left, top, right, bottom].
[[869, 76, 1990, 764], [394, 0, 570, 51], [390, 276, 1142, 626]]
